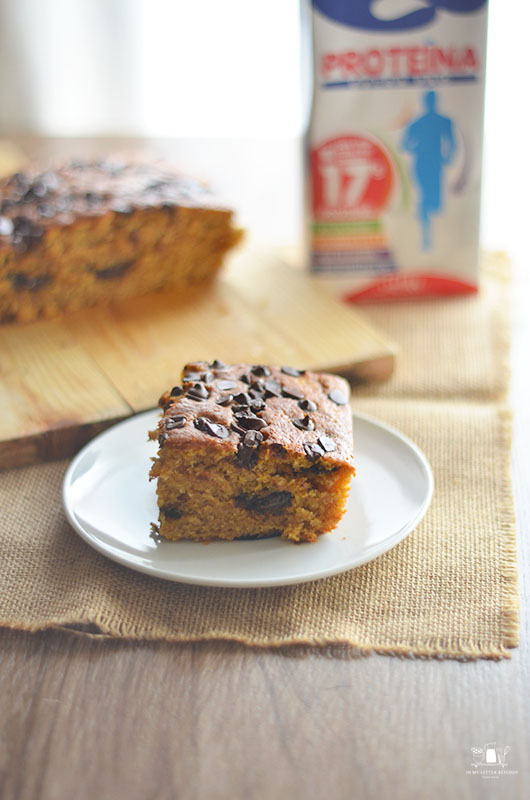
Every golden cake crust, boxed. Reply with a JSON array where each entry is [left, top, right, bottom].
[[156, 361, 355, 470]]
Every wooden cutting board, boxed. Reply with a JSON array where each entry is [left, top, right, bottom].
[[0, 250, 396, 468]]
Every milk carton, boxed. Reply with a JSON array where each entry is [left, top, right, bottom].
[[308, 0, 488, 300]]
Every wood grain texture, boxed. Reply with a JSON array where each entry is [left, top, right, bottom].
[[0, 251, 396, 467], [0, 321, 132, 468], [0, 630, 528, 800]]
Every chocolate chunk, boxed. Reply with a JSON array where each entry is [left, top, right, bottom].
[[217, 393, 234, 406], [202, 372, 215, 384], [233, 411, 267, 431], [216, 379, 238, 392], [251, 365, 271, 377], [10, 272, 51, 291], [249, 386, 265, 400], [304, 442, 325, 462], [110, 201, 133, 214], [328, 389, 348, 406], [0, 216, 14, 236], [210, 359, 226, 369], [165, 415, 186, 430], [193, 417, 230, 439], [318, 435, 337, 452], [182, 372, 203, 383], [235, 491, 292, 514], [263, 380, 282, 398], [55, 196, 73, 212], [8, 172, 29, 189], [84, 191, 103, 205], [231, 422, 248, 437], [236, 530, 281, 540], [187, 382, 209, 401], [249, 398, 266, 412], [170, 386, 183, 397], [11, 216, 44, 252], [233, 392, 251, 406], [239, 374, 251, 384], [158, 432, 168, 446], [299, 399, 318, 412], [281, 385, 304, 400], [36, 202, 57, 218], [90, 260, 134, 280], [22, 180, 48, 202], [293, 415, 315, 432], [242, 429, 264, 448], [40, 171, 61, 191], [281, 366, 305, 377], [235, 430, 264, 467], [160, 503, 183, 519]]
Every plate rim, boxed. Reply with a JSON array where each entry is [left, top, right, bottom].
[[62, 408, 434, 588]]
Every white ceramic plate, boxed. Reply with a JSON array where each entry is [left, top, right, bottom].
[[63, 409, 433, 588]]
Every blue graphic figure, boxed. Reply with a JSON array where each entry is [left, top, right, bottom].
[[401, 90, 456, 250]]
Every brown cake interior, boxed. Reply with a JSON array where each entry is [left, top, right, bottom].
[[150, 443, 352, 543]]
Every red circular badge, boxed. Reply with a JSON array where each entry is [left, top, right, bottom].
[[311, 135, 393, 221]]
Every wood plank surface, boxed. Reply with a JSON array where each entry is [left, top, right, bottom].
[[0, 250, 396, 467], [0, 321, 132, 467]]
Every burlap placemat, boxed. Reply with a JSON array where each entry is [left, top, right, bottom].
[[0, 254, 518, 659]]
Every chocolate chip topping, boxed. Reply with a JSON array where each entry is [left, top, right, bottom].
[[318, 435, 337, 452], [242, 430, 264, 448], [328, 389, 348, 406], [165, 415, 186, 430], [299, 398, 318, 412], [216, 379, 238, 392], [281, 385, 304, 400], [187, 383, 209, 401], [182, 372, 203, 383], [193, 417, 230, 439], [249, 398, 266, 412], [110, 200, 133, 215], [304, 442, 325, 462], [233, 411, 268, 431], [202, 371, 215, 384], [36, 203, 57, 218], [217, 393, 234, 406], [10, 215, 44, 252], [251, 365, 271, 377], [292, 415, 315, 432], [233, 392, 251, 406], [263, 380, 282, 398], [210, 359, 226, 369], [170, 386, 183, 397], [239, 374, 251, 384], [281, 366, 305, 377], [235, 429, 264, 468], [249, 386, 265, 400]]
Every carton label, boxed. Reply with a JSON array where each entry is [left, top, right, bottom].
[[309, 0, 488, 299]]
